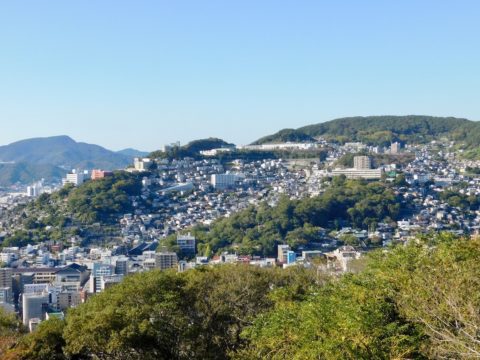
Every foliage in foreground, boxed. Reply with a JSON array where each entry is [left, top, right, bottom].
[[3, 233, 480, 359]]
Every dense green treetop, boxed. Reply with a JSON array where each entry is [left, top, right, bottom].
[[150, 138, 235, 159], [254, 115, 480, 147], [6, 233, 480, 359]]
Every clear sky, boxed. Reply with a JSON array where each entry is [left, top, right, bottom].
[[0, 1, 479, 151]]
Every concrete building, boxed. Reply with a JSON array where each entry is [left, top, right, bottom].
[[331, 168, 382, 180], [100, 275, 123, 292], [13, 268, 57, 285], [90, 263, 115, 294], [277, 244, 290, 263], [332, 155, 381, 180], [286, 250, 296, 264], [0, 253, 16, 266], [177, 233, 196, 254], [211, 174, 242, 190], [63, 171, 85, 186], [354, 156, 372, 170], [91, 170, 113, 180], [55, 292, 82, 311], [22, 292, 49, 326], [391, 142, 402, 154], [0, 287, 12, 303], [26, 185, 38, 197], [155, 252, 178, 271], [115, 257, 129, 275], [238, 143, 317, 151], [0, 268, 13, 289], [133, 158, 152, 172]]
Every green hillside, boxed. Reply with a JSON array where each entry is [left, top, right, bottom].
[[150, 138, 235, 159], [254, 115, 480, 147], [0, 172, 143, 247]]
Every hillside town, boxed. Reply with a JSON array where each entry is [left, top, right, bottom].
[[1, 138, 480, 331]]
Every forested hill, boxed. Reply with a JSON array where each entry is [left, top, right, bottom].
[[150, 138, 235, 159], [253, 115, 480, 147]]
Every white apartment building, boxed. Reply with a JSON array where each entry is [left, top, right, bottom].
[[63, 172, 85, 186], [211, 173, 243, 190]]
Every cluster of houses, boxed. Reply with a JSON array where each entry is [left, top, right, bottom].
[[1, 138, 480, 332]]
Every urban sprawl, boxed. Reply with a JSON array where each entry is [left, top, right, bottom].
[[1, 139, 479, 332]]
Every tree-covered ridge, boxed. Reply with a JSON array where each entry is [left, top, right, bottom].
[[5, 233, 480, 359], [254, 115, 480, 147], [150, 137, 235, 159], [164, 177, 403, 257], [1, 172, 143, 247], [251, 128, 315, 145]]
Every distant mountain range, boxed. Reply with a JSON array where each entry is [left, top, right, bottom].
[[116, 148, 150, 158], [0, 136, 135, 186], [2, 116, 480, 187], [253, 115, 480, 147], [0, 162, 65, 188]]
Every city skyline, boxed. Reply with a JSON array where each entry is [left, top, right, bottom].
[[1, 1, 480, 150]]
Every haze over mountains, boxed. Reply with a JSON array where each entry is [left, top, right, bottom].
[[0, 136, 144, 186], [1, 115, 479, 187]]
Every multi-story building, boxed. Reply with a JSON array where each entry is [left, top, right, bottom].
[[391, 142, 402, 154], [133, 158, 152, 172], [354, 156, 372, 170], [91, 170, 113, 180], [13, 268, 57, 285], [90, 263, 115, 293], [211, 173, 242, 190], [331, 168, 382, 180], [54, 291, 82, 311], [0, 268, 13, 289], [63, 171, 85, 186], [115, 257, 129, 275], [0, 287, 12, 303], [177, 233, 196, 254], [155, 252, 178, 271], [22, 292, 49, 326], [286, 251, 297, 264], [277, 244, 290, 263]]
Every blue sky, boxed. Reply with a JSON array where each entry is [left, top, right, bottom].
[[0, 1, 479, 151]]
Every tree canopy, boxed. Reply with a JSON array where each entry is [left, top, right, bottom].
[[165, 178, 402, 257], [6, 233, 480, 359]]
